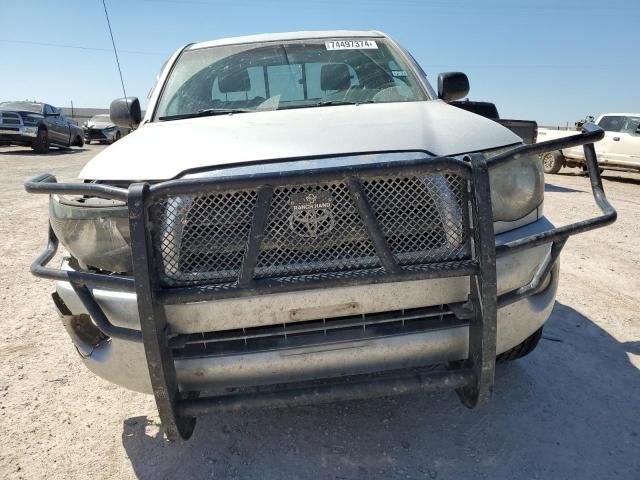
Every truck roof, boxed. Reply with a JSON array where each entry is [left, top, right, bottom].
[[599, 112, 640, 117], [189, 30, 387, 50]]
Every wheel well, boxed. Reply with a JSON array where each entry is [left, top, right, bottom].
[[558, 150, 567, 166], [547, 150, 566, 165]]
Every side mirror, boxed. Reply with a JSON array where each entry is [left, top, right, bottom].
[[110, 97, 141, 129], [437, 72, 470, 103]]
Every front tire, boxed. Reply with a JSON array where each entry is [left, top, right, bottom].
[[496, 327, 543, 363], [32, 127, 50, 153], [542, 151, 564, 174], [73, 135, 84, 148]]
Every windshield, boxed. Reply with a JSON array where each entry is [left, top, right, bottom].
[[155, 37, 428, 120], [597, 115, 640, 134], [0, 102, 44, 113]]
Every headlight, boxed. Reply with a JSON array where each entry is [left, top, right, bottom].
[[49, 194, 132, 273], [23, 114, 42, 126], [488, 152, 544, 222]]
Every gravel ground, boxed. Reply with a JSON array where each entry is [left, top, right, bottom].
[[0, 144, 638, 479]]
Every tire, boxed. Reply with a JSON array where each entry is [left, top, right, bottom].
[[74, 135, 84, 148], [496, 326, 543, 363], [86, 140, 91, 145], [114, 131, 121, 142], [542, 151, 563, 174], [32, 127, 50, 153]]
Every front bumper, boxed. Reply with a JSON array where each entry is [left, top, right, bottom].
[[84, 128, 116, 142], [25, 123, 616, 440], [53, 222, 559, 393], [0, 125, 38, 142]]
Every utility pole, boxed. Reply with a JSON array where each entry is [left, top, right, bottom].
[[71, 100, 75, 119]]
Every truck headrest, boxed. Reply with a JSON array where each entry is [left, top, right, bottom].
[[321, 64, 352, 91], [219, 69, 251, 93]]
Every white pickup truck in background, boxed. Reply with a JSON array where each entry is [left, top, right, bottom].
[[538, 113, 640, 174]]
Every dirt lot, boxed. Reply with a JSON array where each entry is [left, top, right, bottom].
[[0, 144, 638, 479]]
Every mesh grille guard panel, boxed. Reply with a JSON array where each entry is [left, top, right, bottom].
[[151, 190, 258, 285], [254, 182, 379, 278], [150, 171, 471, 289], [362, 174, 468, 264]]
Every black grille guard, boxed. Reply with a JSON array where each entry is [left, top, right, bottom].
[[24, 123, 616, 441]]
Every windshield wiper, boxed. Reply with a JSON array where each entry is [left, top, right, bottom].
[[314, 100, 359, 107], [277, 100, 374, 111], [158, 108, 252, 121]]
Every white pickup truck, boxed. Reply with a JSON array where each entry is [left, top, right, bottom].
[[25, 30, 616, 441], [539, 113, 640, 174]]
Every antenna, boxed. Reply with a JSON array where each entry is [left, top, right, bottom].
[[101, 0, 128, 103]]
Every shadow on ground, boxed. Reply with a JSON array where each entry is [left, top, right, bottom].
[[121, 303, 639, 479], [0, 146, 87, 157], [544, 183, 584, 193], [552, 169, 640, 186], [600, 174, 640, 186]]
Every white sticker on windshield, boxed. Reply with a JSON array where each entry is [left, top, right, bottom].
[[392, 70, 408, 77], [325, 40, 378, 50]]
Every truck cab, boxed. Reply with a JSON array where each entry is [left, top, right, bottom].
[[595, 114, 640, 167]]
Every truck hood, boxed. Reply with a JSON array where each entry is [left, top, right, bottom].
[[80, 100, 521, 181], [0, 110, 44, 119], [86, 121, 115, 129]]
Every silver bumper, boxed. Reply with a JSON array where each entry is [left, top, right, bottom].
[[0, 125, 38, 138], [55, 219, 558, 394]]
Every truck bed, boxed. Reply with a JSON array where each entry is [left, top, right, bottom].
[[497, 119, 538, 145]]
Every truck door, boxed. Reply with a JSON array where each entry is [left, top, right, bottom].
[[596, 115, 640, 167], [58, 109, 75, 146], [599, 115, 640, 168], [44, 105, 66, 145]]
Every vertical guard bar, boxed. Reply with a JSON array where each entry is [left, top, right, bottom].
[[457, 153, 498, 407], [346, 177, 400, 274], [128, 183, 195, 441], [237, 186, 273, 288]]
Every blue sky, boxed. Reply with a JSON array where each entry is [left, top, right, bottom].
[[1, 0, 638, 126]]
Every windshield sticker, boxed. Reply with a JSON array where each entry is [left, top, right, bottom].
[[392, 70, 408, 77], [325, 40, 378, 50]]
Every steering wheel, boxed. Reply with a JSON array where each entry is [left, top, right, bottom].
[[342, 81, 399, 103], [343, 84, 388, 103]]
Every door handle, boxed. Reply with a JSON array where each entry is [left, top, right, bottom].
[[613, 137, 620, 141]]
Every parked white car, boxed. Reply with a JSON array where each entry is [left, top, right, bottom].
[[25, 30, 615, 440], [83, 114, 130, 144], [539, 113, 640, 174]]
